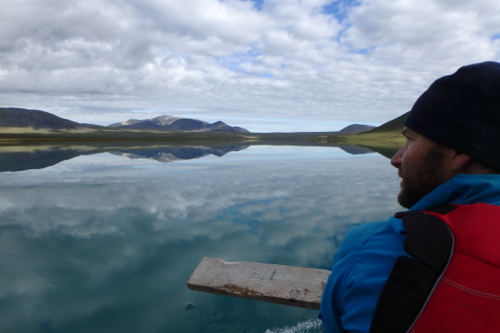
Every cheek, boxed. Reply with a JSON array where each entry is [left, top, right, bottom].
[[402, 143, 428, 166], [401, 147, 415, 166]]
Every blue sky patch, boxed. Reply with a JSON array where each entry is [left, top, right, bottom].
[[243, 0, 264, 11], [322, 0, 360, 23], [493, 34, 500, 40], [216, 50, 263, 75], [333, 23, 352, 43]]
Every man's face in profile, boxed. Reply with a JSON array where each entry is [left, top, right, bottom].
[[391, 127, 454, 208]]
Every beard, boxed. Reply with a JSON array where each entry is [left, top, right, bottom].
[[397, 145, 449, 209]]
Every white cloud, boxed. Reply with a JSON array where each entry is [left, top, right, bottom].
[[0, 0, 499, 131]]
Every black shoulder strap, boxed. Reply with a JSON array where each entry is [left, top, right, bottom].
[[369, 205, 455, 333]]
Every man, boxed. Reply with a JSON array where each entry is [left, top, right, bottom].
[[319, 61, 500, 332]]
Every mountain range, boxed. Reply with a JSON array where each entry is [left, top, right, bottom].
[[108, 115, 250, 132], [0, 107, 379, 134], [0, 108, 249, 133]]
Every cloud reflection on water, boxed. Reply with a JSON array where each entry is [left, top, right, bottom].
[[0, 146, 401, 332]]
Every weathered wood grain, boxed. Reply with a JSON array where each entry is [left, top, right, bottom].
[[187, 257, 331, 310]]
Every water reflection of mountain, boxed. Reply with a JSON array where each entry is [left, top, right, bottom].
[[0, 148, 85, 172], [0, 145, 250, 172], [110, 146, 250, 163], [338, 145, 375, 155], [0, 143, 397, 173]]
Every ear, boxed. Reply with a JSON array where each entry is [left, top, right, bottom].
[[451, 153, 472, 172]]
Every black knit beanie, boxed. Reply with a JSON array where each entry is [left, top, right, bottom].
[[404, 61, 500, 169]]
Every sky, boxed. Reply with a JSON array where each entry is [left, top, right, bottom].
[[1, 0, 499, 132]]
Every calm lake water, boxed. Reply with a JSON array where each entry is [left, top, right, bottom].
[[0, 144, 401, 333]]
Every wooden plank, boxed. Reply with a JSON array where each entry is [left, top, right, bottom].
[[187, 257, 331, 310]]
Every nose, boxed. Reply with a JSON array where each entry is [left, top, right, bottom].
[[390, 145, 405, 169]]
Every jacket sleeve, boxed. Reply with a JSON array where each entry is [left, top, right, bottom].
[[320, 221, 399, 333], [319, 244, 351, 333]]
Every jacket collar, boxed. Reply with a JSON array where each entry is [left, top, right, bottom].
[[410, 174, 500, 211], [390, 174, 500, 238]]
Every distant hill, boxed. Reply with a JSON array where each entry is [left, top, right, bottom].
[[338, 124, 375, 134], [0, 108, 82, 130], [363, 112, 408, 134], [109, 115, 250, 133], [333, 112, 408, 158]]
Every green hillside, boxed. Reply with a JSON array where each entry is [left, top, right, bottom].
[[363, 112, 408, 134], [322, 112, 408, 158]]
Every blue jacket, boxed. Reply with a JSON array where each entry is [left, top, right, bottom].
[[319, 174, 500, 333]]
